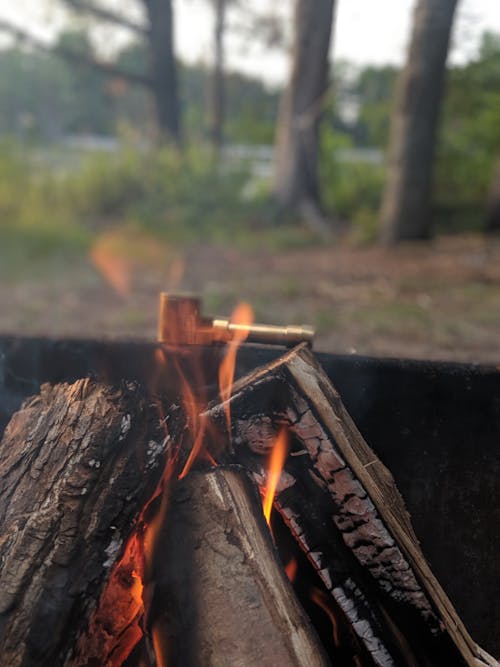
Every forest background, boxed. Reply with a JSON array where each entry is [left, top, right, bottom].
[[0, 0, 499, 362]]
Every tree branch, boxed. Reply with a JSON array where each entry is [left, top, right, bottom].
[[0, 18, 152, 88], [62, 0, 148, 36]]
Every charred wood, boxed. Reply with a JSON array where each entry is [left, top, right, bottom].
[[0, 379, 174, 667], [205, 343, 498, 667], [147, 465, 330, 667]]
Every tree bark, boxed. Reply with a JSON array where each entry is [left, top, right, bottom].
[[143, 0, 182, 143], [208, 0, 226, 153], [274, 0, 335, 222], [148, 466, 330, 667], [380, 0, 459, 243], [0, 380, 172, 667], [205, 343, 497, 667]]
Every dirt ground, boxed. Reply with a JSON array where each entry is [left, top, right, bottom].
[[2, 233, 500, 364]]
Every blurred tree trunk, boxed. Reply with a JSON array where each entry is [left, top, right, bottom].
[[485, 158, 500, 232], [208, 0, 227, 153], [274, 0, 335, 226], [380, 0, 459, 243], [143, 0, 182, 143], [50, 0, 182, 142]]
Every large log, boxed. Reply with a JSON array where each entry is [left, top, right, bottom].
[[205, 344, 498, 667], [0, 379, 172, 667], [0, 377, 331, 667], [148, 465, 330, 667]]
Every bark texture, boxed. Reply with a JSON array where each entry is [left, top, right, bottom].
[[0, 380, 170, 667], [148, 466, 329, 667], [380, 0, 459, 243], [205, 343, 498, 667], [274, 0, 335, 219], [143, 0, 181, 142]]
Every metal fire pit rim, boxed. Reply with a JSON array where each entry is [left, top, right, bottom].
[[0, 333, 498, 377]]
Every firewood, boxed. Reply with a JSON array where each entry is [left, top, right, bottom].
[[0, 379, 172, 667], [147, 465, 330, 667], [205, 343, 498, 667]]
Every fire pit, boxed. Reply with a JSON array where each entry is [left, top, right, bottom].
[[0, 296, 499, 666]]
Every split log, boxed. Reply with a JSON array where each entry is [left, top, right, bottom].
[[0, 379, 175, 667], [147, 465, 330, 667], [205, 343, 498, 667]]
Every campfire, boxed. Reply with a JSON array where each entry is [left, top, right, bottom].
[[0, 294, 497, 667]]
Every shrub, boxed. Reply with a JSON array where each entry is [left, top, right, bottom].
[[64, 145, 263, 242], [319, 126, 385, 239], [0, 143, 89, 267]]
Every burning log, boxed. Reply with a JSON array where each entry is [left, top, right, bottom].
[[0, 339, 497, 666], [0, 374, 330, 667], [148, 465, 329, 667], [0, 379, 172, 667], [205, 343, 498, 667]]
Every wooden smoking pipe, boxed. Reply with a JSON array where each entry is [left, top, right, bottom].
[[157, 292, 315, 347]]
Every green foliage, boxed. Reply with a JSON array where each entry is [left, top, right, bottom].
[[321, 32, 500, 237], [328, 61, 397, 148], [0, 39, 278, 145], [223, 74, 278, 144], [434, 31, 500, 231], [0, 143, 89, 268], [64, 146, 265, 242], [354, 66, 397, 147], [319, 125, 385, 241], [0, 34, 115, 139], [0, 138, 323, 274], [55, 30, 116, 135]]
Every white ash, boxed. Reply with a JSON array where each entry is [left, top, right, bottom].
[[235, 416, 279, 455], [146, 437, 169, 469], [103, 532, 122, 568], [252, 467, 296, 494], [118, 414, 131, 441]]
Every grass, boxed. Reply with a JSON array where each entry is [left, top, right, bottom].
[[351, 301, 431, 337], [2, 141, 500, 363], [0, 141, 330, 287], [314, 309, 340, 332]]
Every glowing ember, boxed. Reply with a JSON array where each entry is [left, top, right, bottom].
[[285, 556, 298, 583], [262, 428, 289, 525], [72, 530, 146, 665], [80, 297, 294, 666], [218, 302, 254, 433]]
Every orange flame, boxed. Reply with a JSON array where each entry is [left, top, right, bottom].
[[82, 300, 262, 664], [89, 228, 171, 298], [262, 428, 289, 524], [177, 370, 210, 479], [90, 241, 132, 297], [218, 302, 254, 434], [152, 617, 170, 667], [310, 586, 340, 647]]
